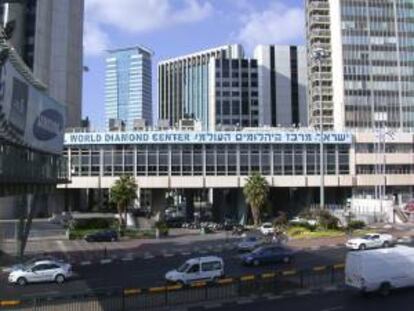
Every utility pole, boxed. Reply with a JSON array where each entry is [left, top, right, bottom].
[[312, 48, 330, 209]]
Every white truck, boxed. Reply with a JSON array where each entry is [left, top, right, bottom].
[[345, 233, 394, 250], [345, 245, 414, 296]]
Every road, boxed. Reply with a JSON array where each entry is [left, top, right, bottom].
[[0, 244, 346, 299], [198, 289, 414, 311]]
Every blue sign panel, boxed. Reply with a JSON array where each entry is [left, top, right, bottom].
[[65, 131, 352, 145]]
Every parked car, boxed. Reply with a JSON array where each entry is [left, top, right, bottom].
[[165, 256, 224, 285], [84, 230, 118, 242], [48, 212, 73, 226], [289, 217, 318, 226], [346, 233, 394, 250], [241, 246, 294, 266], [237, 236, 266, 252], [259, 223, 274, 235], [8, 260, 72, 286], [345, 245, 414, 296]]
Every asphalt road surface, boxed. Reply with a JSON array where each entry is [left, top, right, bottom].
[[203, 288, 414, 311], [0, 245, 346, 299]]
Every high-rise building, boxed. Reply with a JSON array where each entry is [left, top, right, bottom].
[[158, 44, 244, 129], [209, 57, 259, 130], [1, 0, 84, 128], [306, 0, 414, 131], [105, 46, 153, 129], [254, 45, 308, 128]]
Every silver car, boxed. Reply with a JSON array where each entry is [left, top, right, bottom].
[[8, 260, 72, 286]]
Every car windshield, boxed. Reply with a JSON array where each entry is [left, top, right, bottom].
[[177, 263, 190, 273]]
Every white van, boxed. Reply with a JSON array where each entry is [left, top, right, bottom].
[[165, 256, 224, 285], [345, 245, 414, 295]]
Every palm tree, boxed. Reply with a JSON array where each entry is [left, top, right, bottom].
[[110, 175, 137, 233], [243, 172, 269, 227]]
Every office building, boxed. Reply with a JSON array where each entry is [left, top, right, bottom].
[[209, 57, 259, 130], [63, 128, 414, 224], [105, 46, 153, 129], [254, 45, 308, 127], [1, 0, 84, 128], [306, 0, 414, 131], [158, 44, 244, 129]]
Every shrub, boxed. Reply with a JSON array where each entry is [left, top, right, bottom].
[[316, 210, 339, 230], [347, 220, 365, 230], [69, 218, 117, 230], [155, 220, 169, 236], [298, 209, 313, 220], [273, 211, 288, 231], [295, 221, 317, 231]]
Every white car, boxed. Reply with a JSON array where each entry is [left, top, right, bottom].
[[8, 260, 72, 286], [346, 233, 394, 250], [7, 256, 64, 273], [165, 256, 224, 285], [237, 236, 265, 252], [259, 223, 274, 235], [290, 217, 318, 226]]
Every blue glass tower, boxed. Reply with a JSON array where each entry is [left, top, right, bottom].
[[105, 46, 153, 129]]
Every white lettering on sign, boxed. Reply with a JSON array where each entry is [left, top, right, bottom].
[[64, 131, 352, 145]]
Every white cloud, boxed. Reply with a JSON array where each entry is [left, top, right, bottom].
[[84, 20, 109, 56], [236, 2, 305, 52], [84, 0, 213, 56]]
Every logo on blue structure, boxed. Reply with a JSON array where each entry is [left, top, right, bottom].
[[33, 109, 64, 141]]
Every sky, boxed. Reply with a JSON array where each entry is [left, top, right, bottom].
[[82, 0, 305, 128]]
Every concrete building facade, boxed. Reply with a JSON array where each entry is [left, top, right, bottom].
[[209, 57, 259, 130], [255, 45, 308, 128], [1, 0, 84, 128], [105, 46, 153, 129], [306, 0, 414, 131], [61, 129, 414, 222]]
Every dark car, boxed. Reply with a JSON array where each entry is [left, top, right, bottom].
[[84, 230, 118, 242], [241, 246, 294, 266]]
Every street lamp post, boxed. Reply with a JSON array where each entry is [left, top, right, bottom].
[[312, 48, 330, 210]]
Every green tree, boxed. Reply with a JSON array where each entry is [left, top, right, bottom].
[[110, 175, 137, 233], [243, 172, 269, 226]]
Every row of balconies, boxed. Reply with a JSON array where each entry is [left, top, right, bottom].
[[307, 1, 329, 12]]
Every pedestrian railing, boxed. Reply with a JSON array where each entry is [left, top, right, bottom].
[[0, 263, 345, 311]]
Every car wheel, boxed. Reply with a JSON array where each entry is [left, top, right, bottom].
[[253, 259, 260, 267], [359, 244, 366, 250], [55, 274, 65, 284], [379, 282, 391, 297], [283, 256, 291, 264], [17, 277, 27, 286], [383, 241, 390, 248]]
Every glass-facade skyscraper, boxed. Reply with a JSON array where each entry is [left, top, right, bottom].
[[105, 46, 153, 129], [158, 45, 244, 130], [307, 0, 414, 131]]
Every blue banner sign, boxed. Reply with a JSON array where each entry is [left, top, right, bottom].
[[65, 131, 352, 145]]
